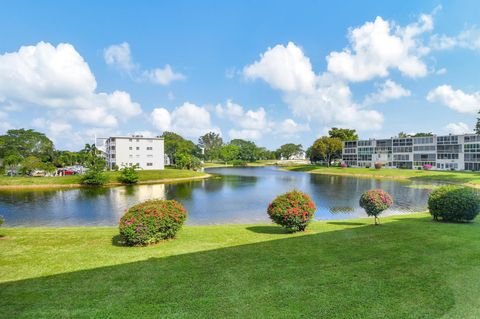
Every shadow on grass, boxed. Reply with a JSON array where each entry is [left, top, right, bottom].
[[326, 221, 367, 226], [111, 234, 124, 247], [246, 225, 289, 234], [1, 218, 465, 318]]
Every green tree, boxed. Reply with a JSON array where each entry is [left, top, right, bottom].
[[161, 132, 199, 165], [198, 132, 223, 161], [412, 132, 433, 137], [397, 132, 410, 138], [118, 165, 139, 184], [276, 143, 303, 160], [309, 137, 343, 166], [80, 144, 106, 169], [476, 111, 480, 135], [175, 154, 202, 170], [4, 154, 23, 174], [219, 144, 240, 164], [255, 147, 276, 160], [230, 139, 257, 162], [328, 128, 358, 141], [0, 129, 54, 161], [19, 156, 46, 175]]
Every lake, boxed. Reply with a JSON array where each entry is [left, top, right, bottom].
[[0, 167, 437, 226]]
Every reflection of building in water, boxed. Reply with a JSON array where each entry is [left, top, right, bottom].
[[110, 184, 167, 219]]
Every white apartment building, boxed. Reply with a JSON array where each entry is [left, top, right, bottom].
[[342, 134, 480, 171], [101, 135, 165, 170]]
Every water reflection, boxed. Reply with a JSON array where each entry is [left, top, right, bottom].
[[0, 167, 437, 226]]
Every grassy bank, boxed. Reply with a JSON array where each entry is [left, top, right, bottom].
[[0, 169, 208, 187], [1, 214, 480, 318], [285, 165, 480, 186]]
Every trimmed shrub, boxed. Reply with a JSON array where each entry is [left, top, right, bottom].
[[428, 185, 480, 222], [359, 189, 393, 225], [267, 190, 316, 232], [0, 215, 3, 227], [81, 169, 107, 186], [118, 166, 139, 184], [119, 199, 187, 246], [231, 160, 248, 166], [423, 164, 433, 170], [374, 162, 382, 169], [340, 163, 348, 168]]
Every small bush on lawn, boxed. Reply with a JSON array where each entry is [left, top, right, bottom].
[[359, 189, 393, 225], [118, 166, 139, 184], [119, 199, 187, 246], [81, 169, 107, 186], [374, 162, 382, 169], [231, 160, 248, 166], [428, 185, 480, 222], [0, 215, 4, 227], [267, 190, 316, 232]]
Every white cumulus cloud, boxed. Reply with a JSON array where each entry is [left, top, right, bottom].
[[151, 102, 220, 138], [104, 42, 136, 72], [363, 80, 411, 105], [326, 14, 432, 82], [144, 65, 186, 86], [105, 42, 185, 86], [0, 42, 142, 129], [445, 122, 471, 135], [427, 85, 480, 114], [243, 42, 316, 94]]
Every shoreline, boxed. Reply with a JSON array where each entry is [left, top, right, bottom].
[[0, 173, 212, 190], [282, 166, 480, 188]]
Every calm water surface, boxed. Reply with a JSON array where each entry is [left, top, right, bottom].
[[0, 167, 439, 226]]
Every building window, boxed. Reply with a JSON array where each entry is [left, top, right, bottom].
[[136, 147, 140, 150], [146, 147, 153, 150], [147, 163, 153, 166], [129, 146, 132, 150], [136, 139, 140, 142], [147, 155, 153, 158], [129, 139, 132, 142]]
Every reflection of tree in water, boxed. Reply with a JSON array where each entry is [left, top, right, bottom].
[[0, 189, 58, 203], [165, 182, 195, 200], [221, 175, 258, 189], [78, 187, 110, 199]]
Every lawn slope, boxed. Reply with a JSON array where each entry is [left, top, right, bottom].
[[1, 214, 480, 318]]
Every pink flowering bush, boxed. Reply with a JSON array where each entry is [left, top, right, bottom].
[[359, 189, 393, 225], [119, 199, 187, 246], [374, 162, 383, 169], [340, 163, 348, 168], [423, 164, 433, 170], [267, 190, 316, 232]]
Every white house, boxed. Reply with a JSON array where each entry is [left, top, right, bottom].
[[101, 135, 165, 170]]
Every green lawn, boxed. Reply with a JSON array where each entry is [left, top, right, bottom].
[[1, 214, 480, 318], [0, 169, 207, 186], [285, 165, 480, 186]]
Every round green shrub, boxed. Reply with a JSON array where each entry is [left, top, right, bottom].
[[0, 215, 4, 227], [428, 185, 480, 222], [119, 199, 187, 246], [359, 189, 393, 225], [267, 190, 316, 232]]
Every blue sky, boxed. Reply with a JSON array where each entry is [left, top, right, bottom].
[[1, 0, 480, 150]]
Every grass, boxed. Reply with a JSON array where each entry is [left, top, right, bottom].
[[1, 213, 480, 318], [284, 165, 480, 186], [0, 169, 207, 186]]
